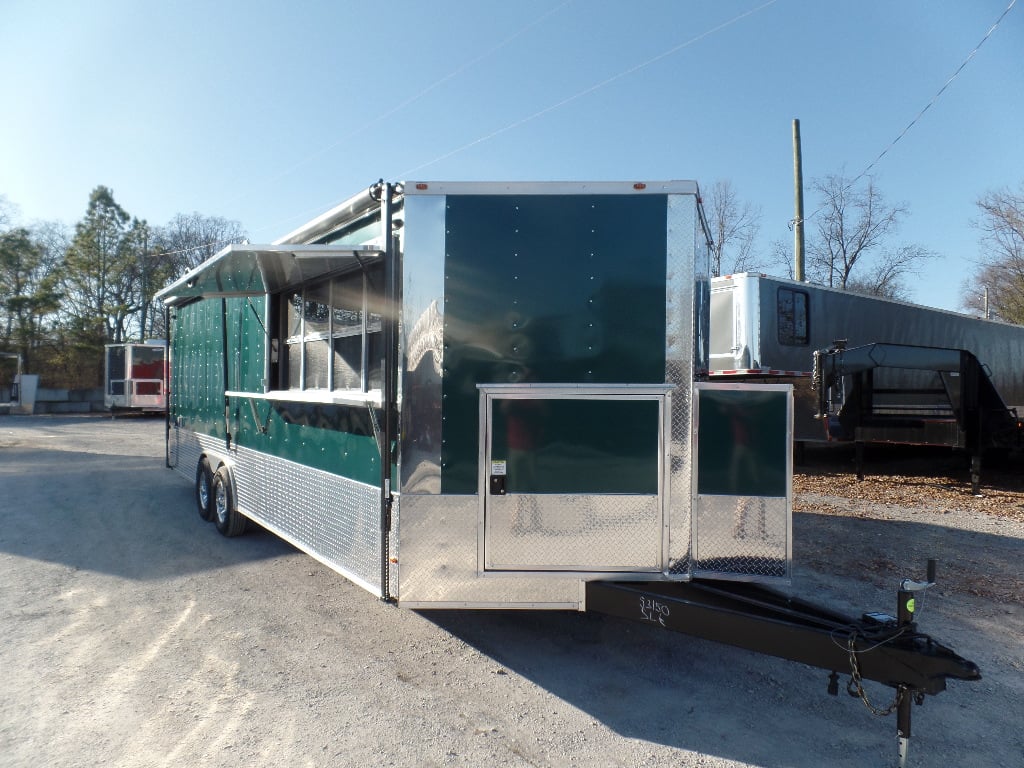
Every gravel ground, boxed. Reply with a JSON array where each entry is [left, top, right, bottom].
[[1, 416, 1021, 768]]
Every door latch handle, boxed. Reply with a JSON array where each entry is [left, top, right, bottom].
[[489, 475, 506, 495]]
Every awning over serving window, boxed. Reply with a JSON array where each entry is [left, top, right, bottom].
[[155, 243, 384, 306]]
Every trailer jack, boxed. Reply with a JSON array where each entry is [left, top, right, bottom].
[[585, 560, 979, 768]]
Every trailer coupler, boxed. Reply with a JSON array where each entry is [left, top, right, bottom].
[[585, 561, 979, 767]]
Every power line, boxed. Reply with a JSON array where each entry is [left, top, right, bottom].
[[796, 0, 1019, 231], [396, 0, 779, 178], [849, 0, 1017, 189], [259, 1, 779, 236], [815, 0, 1015, 219], [157, 2, 577, 256], [230, 0, 576, 228]]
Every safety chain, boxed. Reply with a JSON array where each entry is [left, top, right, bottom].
[[846, 634, 905, 717]]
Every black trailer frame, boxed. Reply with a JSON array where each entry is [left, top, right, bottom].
[[587, 561, 980, 768]]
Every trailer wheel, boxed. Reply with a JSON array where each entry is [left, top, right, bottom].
[[212, 466, 246, 538], [194, 457, 214, 521]]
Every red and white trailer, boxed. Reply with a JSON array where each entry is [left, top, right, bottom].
[[104, 341, 167, 414]]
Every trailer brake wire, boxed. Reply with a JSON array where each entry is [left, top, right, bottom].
[[828, 623, 923, 717], [845, 630, 907, 716]]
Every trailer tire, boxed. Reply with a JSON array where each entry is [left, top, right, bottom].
[[212, 466, 247, 538], [194, 457, 214, 521]]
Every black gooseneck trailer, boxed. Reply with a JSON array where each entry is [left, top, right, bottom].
[[814, 341, 1024, 493]]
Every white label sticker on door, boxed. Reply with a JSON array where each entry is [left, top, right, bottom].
[[491, 460, 507, 476]]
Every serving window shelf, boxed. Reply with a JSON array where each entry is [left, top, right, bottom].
[[225, 389, 383, 408]]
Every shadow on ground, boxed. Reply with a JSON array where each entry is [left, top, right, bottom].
[[798, 441, 1024, 493], [0, 443, 295, 580]]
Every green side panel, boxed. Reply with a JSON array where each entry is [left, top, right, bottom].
[[441, 194, 669, 493], [171, 298, 228, 439], [233, 400, 381, 485], [696, 389, 787, 497], [490, 398, 659, 494], [171, 296, 381, 486], [228, 296, 266, 393]]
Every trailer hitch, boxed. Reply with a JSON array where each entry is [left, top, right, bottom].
[[585, 559, 980, 767]]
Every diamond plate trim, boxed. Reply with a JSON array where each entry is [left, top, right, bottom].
[[485, 494, 661, 571], [180, 430, 383, 594], [397, 494, 583, 607], [173, 427, 202, 482], [665, 194, 698, 575], [693, 495, 790, 579]]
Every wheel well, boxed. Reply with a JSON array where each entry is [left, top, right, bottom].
[[201, 451, 234, 474], [201, 453, 238, 504]]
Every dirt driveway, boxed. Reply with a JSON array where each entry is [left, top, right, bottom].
[[1, 416, 1021, 767]]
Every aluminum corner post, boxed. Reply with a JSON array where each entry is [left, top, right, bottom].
[[379, 182, 399, 602]]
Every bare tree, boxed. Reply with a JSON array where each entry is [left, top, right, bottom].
[[960, 183, 1024, 323], [157, 212, 247, 275], [144, 213, 247, 338], [705, 180, 762, 277], [765, 238, 797, 279], [807, 174, 932, 297], [0, 196, 16, 230]]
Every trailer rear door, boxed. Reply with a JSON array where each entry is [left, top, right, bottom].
[[479, 385, 670, 573], [710, 278, 738, 371], [691, 382, 792, 581]]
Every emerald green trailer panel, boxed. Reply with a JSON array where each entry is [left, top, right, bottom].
[[440, 194, 668, 494], [159, 181, 792, 609], [170, 292, 382, 486]]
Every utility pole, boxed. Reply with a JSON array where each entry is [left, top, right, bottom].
[[140, 226, 150, 341], [793, 119, 805, 282]]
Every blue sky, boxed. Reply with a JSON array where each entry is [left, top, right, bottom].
[[1, 0, 1020, 312]]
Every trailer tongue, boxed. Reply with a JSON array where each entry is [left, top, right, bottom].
[[587, 563, 980, 768]]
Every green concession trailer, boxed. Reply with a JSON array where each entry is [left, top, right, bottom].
[[157, 180, 794, 607], [157, 181, 983, 764]]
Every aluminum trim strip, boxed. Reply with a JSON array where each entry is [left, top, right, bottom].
[[404, 180, 699, 196], [224, 389, 383, 406], [664, 192, 699, 576], [477, 383, 675, 395]]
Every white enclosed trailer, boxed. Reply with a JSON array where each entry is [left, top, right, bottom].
[[710, 272, 1024, 443]]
